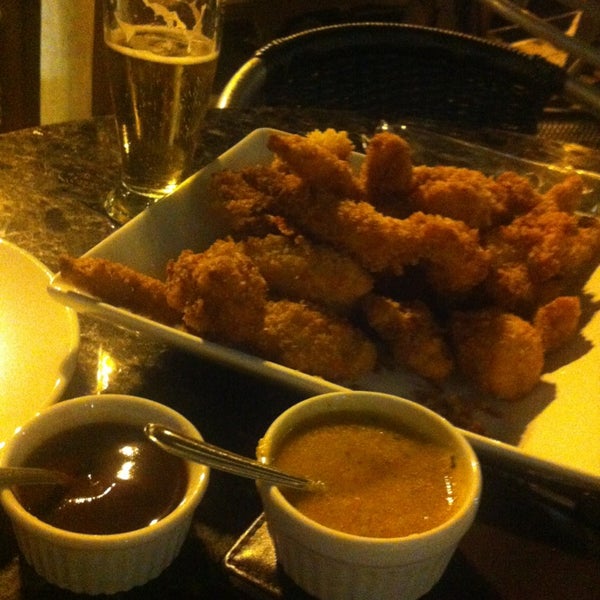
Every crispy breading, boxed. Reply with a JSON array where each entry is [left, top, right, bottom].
[[305, 128, 355, 159], [267, 132, 363, 199], [537, 173, 585, 214], [494, 171, 541, 217], [251, 170, 491, 293], [533, 296, 581, 352], [408, 212, 491, 295], [241, 234, 373, 311], [58, 254, 181, 324], [255, 299, 377, 382], [481, 192, 600, 313], [487, 208, 600, 282], [449, 308, 545, 401], [481, 261, 538, 313], [361, 132, 413, 212], [165, 241, 267, 347], [409, 165, 509, 229], [61, 129, 600, 410], [209, 168, 285, 237], [363, 294, 453, 382]]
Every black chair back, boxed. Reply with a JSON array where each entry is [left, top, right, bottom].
[[218, 22, 566, 133]]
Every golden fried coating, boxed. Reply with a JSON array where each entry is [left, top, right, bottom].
[[494, 171, 541, 217], [481, 261, 538, 313], [241, 234, 373, 311], [363, 294, 453, 382], [409, 165, 508, 229], [62, 129, 600, 411], [450, 309, 545, 401], [256, 173, 491, 293], [361, 132, 413, 212], [305, 128, 355, 159], [255, 299, 377, 382], [165, 241, 267, 347], [267, 133, 363, 199], [58, 254, 181, 324], [538, 174, 584, 214], [209, 168, 289, 237], [484, 206, 600, 311], [408, 212, 491, 295], [533, 296, 581, 352]]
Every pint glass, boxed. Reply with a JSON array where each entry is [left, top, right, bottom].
[[102, 0, 222, 223]]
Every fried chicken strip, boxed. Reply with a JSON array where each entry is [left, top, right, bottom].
[[537, 173, 585, 214], [165, 241, 267, 347], [241, 234, 373, 311], [163, 239, 376, 382], [363, 294, 453, 382], [483, 203, 600, 311], [533, 296, 581, 352], [209, 167, 292, 237], [305, 128, 355, 160], [255, 299, 377, 382], [494, 171, 541, 217], [449, 308, 545, 401], [293, 199, 490, 293], [409, 165, 509, 229], [58, 254, 181, 324], [267, 132, 363, 199], [360, 132, 413, 213]]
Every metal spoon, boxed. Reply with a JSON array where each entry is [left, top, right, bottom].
[[0, 467, 72, 487], [144, 423, 322, 491]]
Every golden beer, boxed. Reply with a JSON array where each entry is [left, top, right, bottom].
[[104, 26, 218, 221]]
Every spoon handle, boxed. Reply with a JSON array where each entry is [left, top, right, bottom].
[[144, 423, 315, 490], [0, 467, 70, 487]]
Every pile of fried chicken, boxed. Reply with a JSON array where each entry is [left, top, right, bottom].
[[60, 129, 600, 403]]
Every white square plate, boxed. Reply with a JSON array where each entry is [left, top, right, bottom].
[[50, 127, 600, 491]]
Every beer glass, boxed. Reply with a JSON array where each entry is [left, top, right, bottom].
[[102, 0, 222, 223]]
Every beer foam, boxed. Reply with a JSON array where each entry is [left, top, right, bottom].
[[106, 26, 218, 65]]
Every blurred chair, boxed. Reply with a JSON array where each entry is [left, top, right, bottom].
[[217, 22, 569, 133]]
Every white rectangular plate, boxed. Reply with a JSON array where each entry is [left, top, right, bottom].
[[50, 127, 600, 491]]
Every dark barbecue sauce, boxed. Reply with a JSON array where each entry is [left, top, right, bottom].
[[15, 422, 188, 535]]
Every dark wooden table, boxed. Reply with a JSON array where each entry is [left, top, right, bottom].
[[0, 108, 598, 599]]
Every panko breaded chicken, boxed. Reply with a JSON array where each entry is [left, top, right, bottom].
[[483, 200, 600, 312], [209, 167, 296, 238], [533, 296, 581, 353], [360, 132, 413, 214], [494, 171, 541, 216], [165, 241, 267, 347], [536, 173, 585, 214], [246, 165, 491, 293], [409, 165, 509, 229], [363, 294, 453, 382], [255, 299, 377, 382], [267, 132, 363, 199], [59, 128, 600, 413], [163, 238, 377, 382], [214, 134, 492, 296], [449, 308, 545, 401], [305, 128, 355, 160], [58, 254, 181, 325], [240, 234, 373, 312]]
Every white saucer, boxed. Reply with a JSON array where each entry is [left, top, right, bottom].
[[0, 239, 79, 451]]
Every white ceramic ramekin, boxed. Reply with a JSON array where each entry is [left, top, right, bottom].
[[256, 391, 481, 600], [0, 394, 209, 595]]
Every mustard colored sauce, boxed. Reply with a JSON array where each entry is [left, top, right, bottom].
[[272, 414, 462, 538], [15, 422, 187, 535]]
